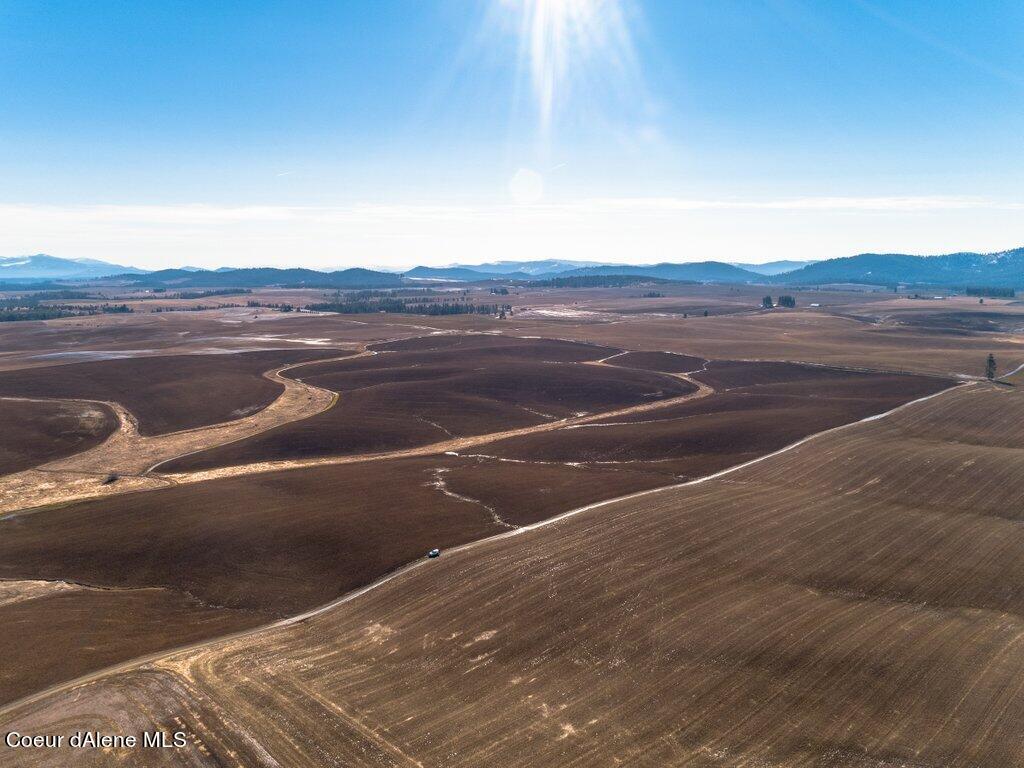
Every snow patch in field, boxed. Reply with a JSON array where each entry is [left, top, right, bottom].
[[241, 335, 333, 345], [32, 350, 146, 361], [521, 307, 602, 318]]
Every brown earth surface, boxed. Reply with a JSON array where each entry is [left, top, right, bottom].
[[435, 459, 688, 527], [482, 364, 951, 475], [0, 580, 267, 706], [0, 457, 511, 705], [689, 358, 905, 389], [602, 350, 706, 373], [889, 310, 1024, 334], [0, 398, 117, 475], [7, 381, 1024, 766], [0, 458, 502, 618]]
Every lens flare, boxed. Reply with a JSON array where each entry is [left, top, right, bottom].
[[508, 167, 545, 204]]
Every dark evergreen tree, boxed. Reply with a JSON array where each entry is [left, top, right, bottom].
[[986, 354, 997, 380]]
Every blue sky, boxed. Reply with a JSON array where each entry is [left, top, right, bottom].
[[2, 0, 1023, 269]]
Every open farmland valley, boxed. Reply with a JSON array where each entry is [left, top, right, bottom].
[[1, 284, 1023, 767]]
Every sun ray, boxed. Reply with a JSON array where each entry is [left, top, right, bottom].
[[498, 0, 641, 141]]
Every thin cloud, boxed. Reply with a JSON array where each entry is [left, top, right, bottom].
[[1, 195, 1019, 226], [2, 196, 1023, 270]]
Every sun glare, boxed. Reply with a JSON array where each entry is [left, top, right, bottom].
[[500, 0, 638, 138]]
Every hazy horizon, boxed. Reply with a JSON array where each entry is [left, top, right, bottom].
[[14, 244, 1024, 277], [4, 1, 1024, 269]]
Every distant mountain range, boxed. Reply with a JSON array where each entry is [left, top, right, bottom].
[[553, 261, 761, 282], [6, 248, 1024, 288], [404, 260, 606, 281], [0, 257, 403, 288], [119, 268, 403, 289], [0, 254, 146, 280], [126, 261, 759, 287], [409, 252, 1024, 286], [406, 261, 762, 282], [438, 259, 606, 276], [405, 266, 534, 281]]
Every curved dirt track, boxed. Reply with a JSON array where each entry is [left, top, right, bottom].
[[0, 352, 364, 514]]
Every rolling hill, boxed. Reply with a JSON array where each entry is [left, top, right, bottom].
[[780, 247, 1024, 288]]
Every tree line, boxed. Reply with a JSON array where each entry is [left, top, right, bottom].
[[0, 303, 133, 322], [965, 287, 1015, 298], [762, 295, 797, 308]]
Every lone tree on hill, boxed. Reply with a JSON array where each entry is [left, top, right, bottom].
[[986, 353, 997, 380]]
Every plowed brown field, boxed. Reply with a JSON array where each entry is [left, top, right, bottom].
[[7, 380, 1024, 766], [164, 336, 698, 470], [0, 351, 946, 708], [605, 350, 706, 373], [0, 349, 341, 435], [484, 363, 949, 476]]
